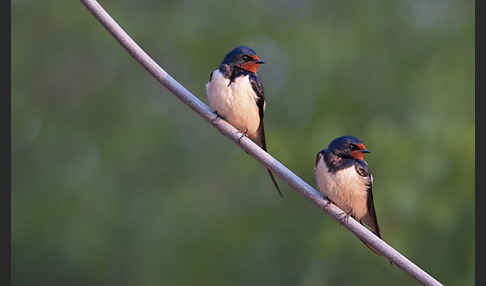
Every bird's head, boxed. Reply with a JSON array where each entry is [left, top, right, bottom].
[[328, 135, 370, 160], [221, 46, 265, 73]]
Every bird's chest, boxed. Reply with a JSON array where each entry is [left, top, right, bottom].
[[314, 158, 369, 219], [206, 70, 261, 134]]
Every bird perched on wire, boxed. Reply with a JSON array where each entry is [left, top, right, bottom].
[[206, 46, 283, 197], [314, 135, 382, 254]]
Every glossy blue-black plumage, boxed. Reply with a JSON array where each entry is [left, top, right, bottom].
[[221, 46, 257, 66], [315, 136, 381, 240], [328, 135, 365, 157], [208, 46, 282, 197], [316, 135, 371, 178]]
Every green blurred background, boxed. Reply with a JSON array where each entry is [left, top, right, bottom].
[[12, 0, 474, 285]]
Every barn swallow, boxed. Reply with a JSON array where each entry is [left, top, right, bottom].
[[206, 46, 283, 197], [314, 135, 382, 254]]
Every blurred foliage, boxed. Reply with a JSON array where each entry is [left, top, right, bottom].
[[12, 0, 474, 285]]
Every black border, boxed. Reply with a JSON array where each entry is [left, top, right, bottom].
[[475, 0, 480, 285], [6, 0, 11, 285]]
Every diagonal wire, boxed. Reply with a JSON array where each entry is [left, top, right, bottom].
[[80, 1, 443, 285]]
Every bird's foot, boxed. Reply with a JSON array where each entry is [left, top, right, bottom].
[[210, 111, 224, 124], [337, 211, 352, 225], [323, 196, 332, 208], [238, 128, 248, 144]]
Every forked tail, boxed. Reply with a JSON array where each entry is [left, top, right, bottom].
[[266, 168, 283, 198], [358, 237, 382, 256]]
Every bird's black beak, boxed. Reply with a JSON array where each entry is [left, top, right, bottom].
[[255, 60, 265, 64], [360, 149, 371, 153]]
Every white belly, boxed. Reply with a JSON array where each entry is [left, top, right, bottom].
[[314, 154, 369, 220], [206, 69, 261, 141]]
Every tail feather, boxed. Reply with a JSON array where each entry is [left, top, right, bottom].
[[358, 235, 395, 265], [358, 218, 382, 256], [358, 221, 395, 265], [256, 123, 283, 198], [358, 236, 382, 256], [266, 168, 283, 198]]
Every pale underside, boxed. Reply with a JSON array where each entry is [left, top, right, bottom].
[[314, 153, 370, 220], [206, 69, 263, 144]]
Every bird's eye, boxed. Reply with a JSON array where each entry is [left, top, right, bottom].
[[242, 55, 252, 61], [351, 144, 359, 150]]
